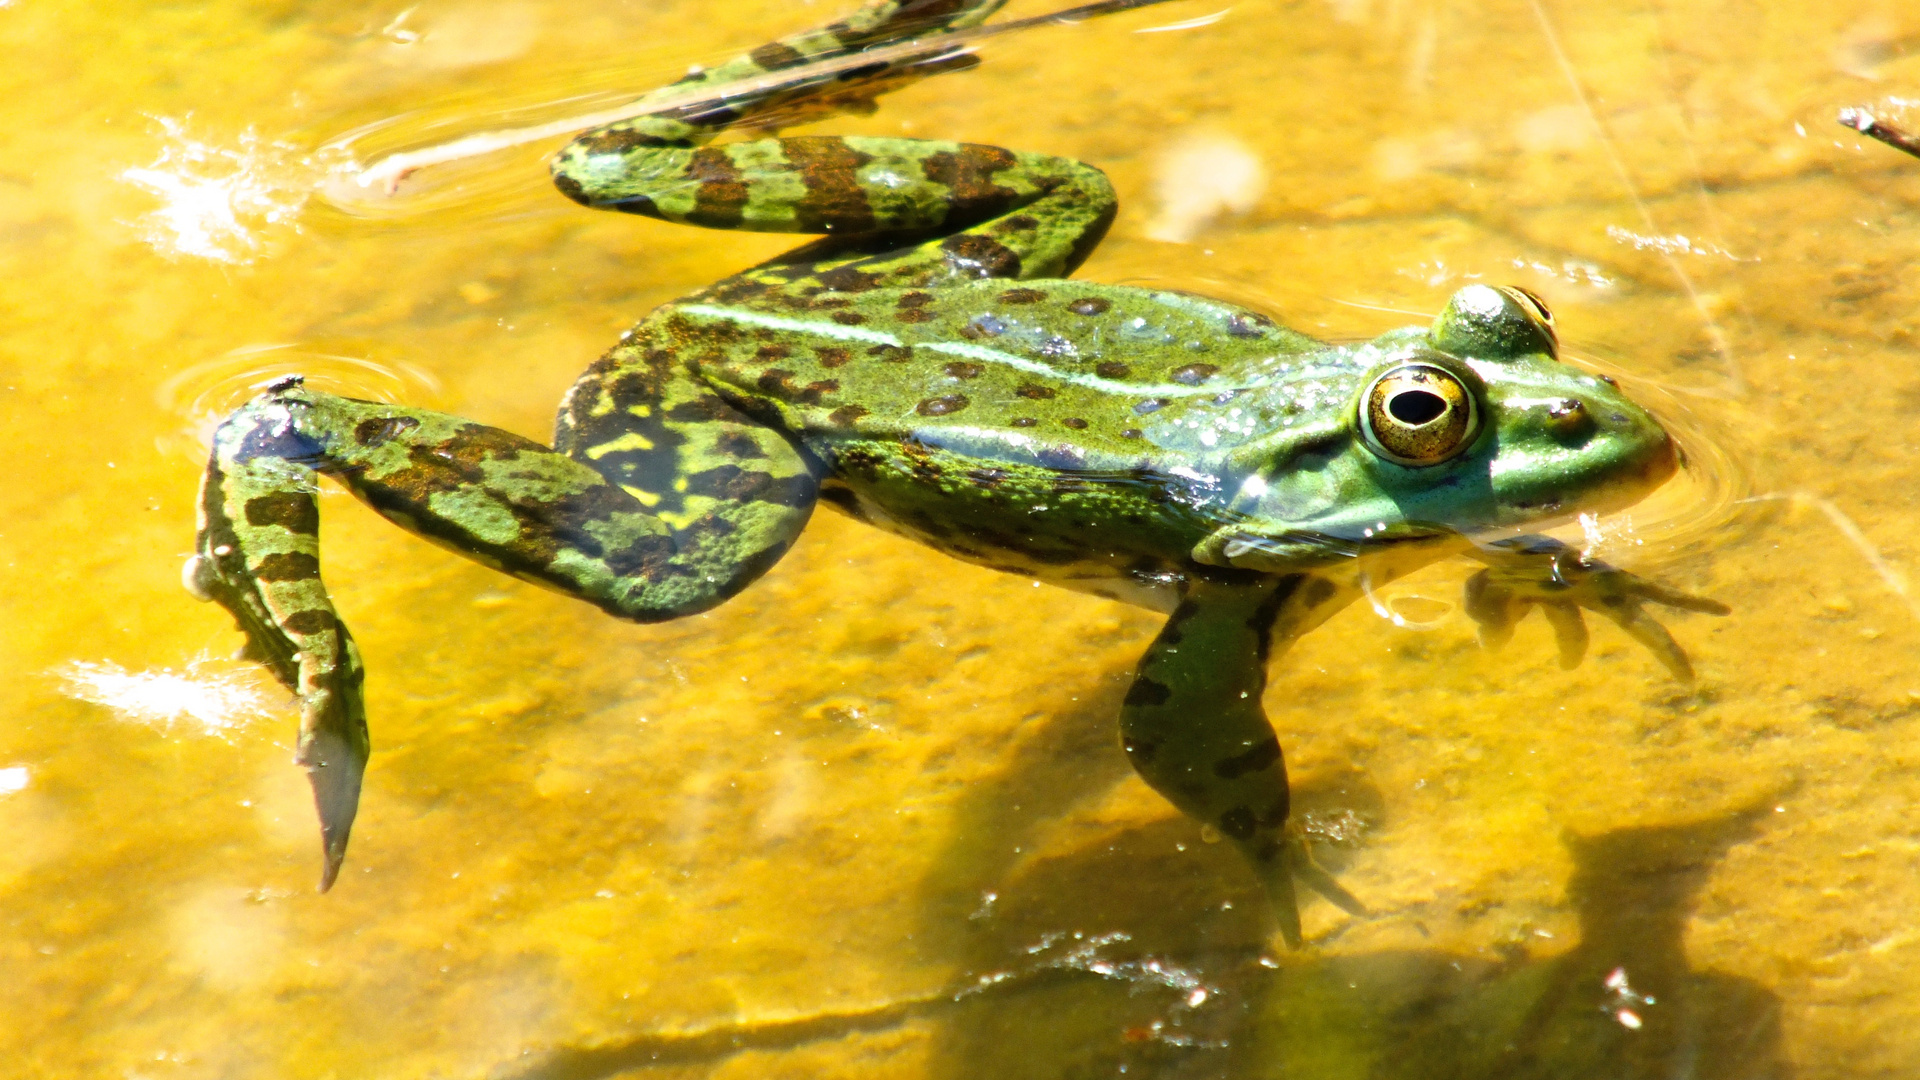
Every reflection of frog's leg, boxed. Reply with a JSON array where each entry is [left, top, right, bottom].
[[187, 371, 818, 888], [1119, 572, 1367, 948], [551, 0, 1114, 290], [598, 0, 1010, 145]]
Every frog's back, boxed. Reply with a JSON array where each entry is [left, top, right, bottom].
[[666, 279, 1324, 453]]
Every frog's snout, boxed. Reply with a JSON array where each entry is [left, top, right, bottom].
[[1582, 396, 1679, 505], [1640, 422, 1679, 487]]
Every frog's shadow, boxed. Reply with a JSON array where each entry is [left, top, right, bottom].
[[492, 690, 1787, 1080], [917, 738, 1791, 1080]]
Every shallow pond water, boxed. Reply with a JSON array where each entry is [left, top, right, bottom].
[[5, 1, 1920, 1076]]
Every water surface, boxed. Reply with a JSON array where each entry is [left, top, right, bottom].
[[4, 1, 1918, 1076]]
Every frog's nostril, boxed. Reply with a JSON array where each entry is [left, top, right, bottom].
[[1545, 398, 1595, 441]]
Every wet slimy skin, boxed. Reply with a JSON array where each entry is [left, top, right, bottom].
[[185, 0, 1726, 946]]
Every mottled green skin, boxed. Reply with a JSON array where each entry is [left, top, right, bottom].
[[187, 0, 1726, 943]]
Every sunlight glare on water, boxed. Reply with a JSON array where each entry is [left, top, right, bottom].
[[120, 116, 312, 264], [55, 660, 275, 738]]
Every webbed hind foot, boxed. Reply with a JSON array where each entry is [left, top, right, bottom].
[[1250, 832, 1369, 949]]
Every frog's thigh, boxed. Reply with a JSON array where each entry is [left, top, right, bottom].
[[233, 386, 812, 622]]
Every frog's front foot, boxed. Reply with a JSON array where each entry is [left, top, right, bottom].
[[1465, 535, 1729, 682]]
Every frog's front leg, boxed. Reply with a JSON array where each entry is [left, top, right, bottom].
[[188, 372, 818, 888], [1464, 535, 1729, 681], [1120, 572, 1366, 948]]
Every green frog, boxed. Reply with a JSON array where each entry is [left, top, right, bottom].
[[184, 0, 1726, 946]]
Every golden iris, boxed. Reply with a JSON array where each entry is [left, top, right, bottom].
[[1360, 364, 1479, 466]]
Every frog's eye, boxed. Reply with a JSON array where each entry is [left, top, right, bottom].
[[1431, 283, 1559, 361], [1359, 363, 1480, 467]]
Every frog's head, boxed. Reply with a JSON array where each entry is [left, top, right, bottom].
[[1409, 283, 1678, 529], [1205, 284, 1677, 567]]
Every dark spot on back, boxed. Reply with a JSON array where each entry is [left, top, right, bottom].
[[1000, 288, 1046, 305], [1016, 383, 1056, 400], [1227, 313, 1273, 338], [1121, 428, 1143, 439], [1068, 297, 1111, 316], [815, 265, 885, 293], [1171, 363, 1218, 386], [1062, 417, 1088, 430], [756, 369, 796, 397], [1095, 362, 1129, 379], [828, 404, 869, 427], [829, 311, 867, 326], [917, 394, 970, 417], [1134, 398, 1169, 415], [815, 346, 851, 368], [1010, 417, 1038, 427], [898, 291, 934, 308], [941, 234, 1022, 279], [943, 361, 983, 380], [354, 415, 420, 448]]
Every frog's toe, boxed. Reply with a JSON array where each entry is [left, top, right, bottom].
[[298, 705, 367, 893], [1253, 836, 1367, 949], [1462, 570, 1520, 651], [1255, 853, 1306, 949], [1599, 598, 1696, 683], [1628, 577, 1733, 616], [1292, 839, 1367, 919], [1539, 600, 1589, 670]]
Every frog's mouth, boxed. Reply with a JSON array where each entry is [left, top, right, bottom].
[[1195, 520, 1465, 572]]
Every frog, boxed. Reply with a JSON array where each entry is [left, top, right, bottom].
[[183, 0, 1727, 947]]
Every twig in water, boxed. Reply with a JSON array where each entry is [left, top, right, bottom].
[[1839, 108, 1920, 160]]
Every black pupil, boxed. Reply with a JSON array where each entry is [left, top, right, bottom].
[[1389, 389, 1448, 426]]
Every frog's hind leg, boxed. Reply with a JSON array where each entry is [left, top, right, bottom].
[[189, 366, 818, 889], [1119, 573, 1367, 948]]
